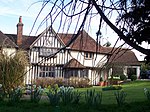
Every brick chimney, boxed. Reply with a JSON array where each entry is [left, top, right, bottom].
[[17, 16, 23, 46]]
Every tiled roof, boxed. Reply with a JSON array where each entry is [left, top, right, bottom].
[[4, 29, 140, 66], [63, 58, 86, 68], [0, 31, 17, 48], [6, 34, 37, 50], [108, 48, 140, 66], [58, 30, 111, 54], [57, 30, 140, 66]]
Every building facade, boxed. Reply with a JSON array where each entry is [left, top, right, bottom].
[[0, 16, 141, 85]]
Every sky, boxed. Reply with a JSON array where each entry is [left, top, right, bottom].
[[0, 0, 146, 61]]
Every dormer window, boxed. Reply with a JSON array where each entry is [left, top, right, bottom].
[[84, 52, 94, 59]]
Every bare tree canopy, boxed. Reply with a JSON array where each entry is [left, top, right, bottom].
[[32, 0, 150, 62]]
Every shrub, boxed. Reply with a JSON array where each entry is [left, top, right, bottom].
[[85, 89, 102, 107], [114, 90, 127, 106], [68, 77, 90, 88], [102, 85, 122, 91], [130, 75, 137, 81], [0, 50, 28, 94], [120, 74, 127, 81], [35, 77, 64, 88]]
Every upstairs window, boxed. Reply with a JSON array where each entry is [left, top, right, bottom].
[[39, 48, 56, 57], [84, 52, 94, 59]]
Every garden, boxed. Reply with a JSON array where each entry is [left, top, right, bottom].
[[0, 80, 150, 112]]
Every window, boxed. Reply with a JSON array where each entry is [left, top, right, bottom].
[[84, 52, 94, 59], [39, 66, 55, 77], [64, 69, 88, 78], [39, 48, 56, 57]]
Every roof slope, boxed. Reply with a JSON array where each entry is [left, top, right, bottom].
[[0, 31, 17, 47], [59, 30, 110, 54], [6, 34, 37, 49], [63, 58, 86, 68], [108, 48, 140, 66]]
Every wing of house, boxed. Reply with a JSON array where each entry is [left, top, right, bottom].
[[2, 16, 141, 85], [107, 48, 141, 79], [0, 31, 17, 56]]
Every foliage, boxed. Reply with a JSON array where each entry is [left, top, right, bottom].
[[35, 77, 90, 88], [140, 63, 150, 79], [0, 50, 28, 94], [108, 76, 120, 81], [144, 88, 150, 101], [71, 90, 82, 104], [117, 0, 150, 44], [59, 86, 74, 105], [0, 81, 150, 111], [46, 84, 60, 106], [102, 85, 122, 91], [8, 86, 23, 103], [85, 89, 102, 107], [46, 85, 82, 106], [35, 77, 64, 88], [114, 90, 127, 106], [67, 77, 90, 88], [100, 77, 103, 82], [0, 84, 4, 101], [30, 85, 43, 103], [120, 74, 127, 81], [130, 75, 137, 81]]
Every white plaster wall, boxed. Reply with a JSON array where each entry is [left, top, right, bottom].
[[69, 50, 107, 67]]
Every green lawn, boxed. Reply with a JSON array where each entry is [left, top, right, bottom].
[[0, 80, 150, 112]]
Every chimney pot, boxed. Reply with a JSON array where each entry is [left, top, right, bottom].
[[19, 16, 22, 23]]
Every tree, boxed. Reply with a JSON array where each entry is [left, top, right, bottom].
[[0, 50, 28, 94], [32, 0, 150, 61]]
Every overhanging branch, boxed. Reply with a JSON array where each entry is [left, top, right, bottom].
[[92, 0, 150, 56]]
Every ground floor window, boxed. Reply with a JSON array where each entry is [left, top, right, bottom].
[[39, 66, 55, 77], [64, 69, 88, 78]]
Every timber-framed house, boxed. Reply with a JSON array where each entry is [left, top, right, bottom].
[[1, 16, 141, 85]]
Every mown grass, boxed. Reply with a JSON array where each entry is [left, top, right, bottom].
[[0, 80, 150, 112]]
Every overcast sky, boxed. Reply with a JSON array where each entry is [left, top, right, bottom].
[[0, 0, 145, 61]]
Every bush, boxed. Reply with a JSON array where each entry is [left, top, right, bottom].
[[0, 50, 28, 94], [68, 77, 90, 88], [35, 77, 90, 88], [130, 75, 137, 81], [102, 85, 122, 91], [35, 77, 64, 88], [120, 74, 127, 81]]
